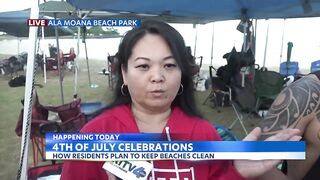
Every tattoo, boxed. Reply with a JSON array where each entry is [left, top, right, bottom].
[[259, 75, 320, 136]]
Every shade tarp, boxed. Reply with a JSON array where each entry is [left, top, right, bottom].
[[67, 0, 320, 23], [39, 1, 76, 18], [0, 9, 74, 37]]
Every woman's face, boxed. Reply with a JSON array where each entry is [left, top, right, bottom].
[[122, 33, 182, 112]]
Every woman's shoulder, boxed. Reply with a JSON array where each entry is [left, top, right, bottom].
[[173, 106, 213, 126], [191, 118, 221, 140], [171, 106, 221, 140]]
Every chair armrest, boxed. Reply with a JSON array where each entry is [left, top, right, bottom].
[[42, 105, 61, 113], [59, 113, 87, 133], [18, 119, 51, 138], [39, 121, 60, 135]]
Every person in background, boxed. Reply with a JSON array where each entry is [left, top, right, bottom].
[[61, 20, 300, 180], [259, 72, 320, 180], [186, 46, 199, 76], [48, 43, 57, 58]]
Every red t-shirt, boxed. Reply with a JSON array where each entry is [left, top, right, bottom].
[[61, 104, 247, 180]]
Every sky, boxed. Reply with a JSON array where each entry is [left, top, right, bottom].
[[1, 0, 320, 70]]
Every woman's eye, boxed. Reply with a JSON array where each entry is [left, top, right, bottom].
[[136, 64, 149, 70], [164, 63, 177, 69]]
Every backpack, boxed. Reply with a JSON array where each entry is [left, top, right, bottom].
[[8, 75, 26, 87]]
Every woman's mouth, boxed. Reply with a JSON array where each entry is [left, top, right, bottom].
[[150, 90, 165, 97]]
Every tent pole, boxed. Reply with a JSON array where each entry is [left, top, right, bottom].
[[83, 38, 92, 87], [80, 25, 92, 87], [243, 21, 247, 52], [73, 10, 81, 99], [17, 39, 21, 55], [262, 20, 270, 68], [210, 22, 215, 66], [74, 28, 80, 98], [17, 1, 39, 179], [82, 24, 97, 88], [253, 19, 257, 57], [193, 24, 198, 57], [55, 13, 64, 104], [42, 26, 47, 84], [279, 19, 286, 65]]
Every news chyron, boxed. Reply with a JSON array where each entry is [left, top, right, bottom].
[[27, 19, 141, 27], [46, 133, 305, 179]]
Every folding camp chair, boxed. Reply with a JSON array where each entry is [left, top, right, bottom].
[[28, 163, 63, 180], [44, 49, 65, 73], [203, 66, 231, 108], [62, 47, 76, 70], [229, 67, 287, 135], [0, 56, 22, 77], [104, 53, 118, 90], [15, 89, 87, 167], [192, 56, 203, 87], [228, 74, 256, 135], [219, 48, 256, 135], [186, 47, 204, 90], [254, 68, 287, 112]]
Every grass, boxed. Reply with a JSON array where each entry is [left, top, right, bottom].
[[0, 57, 257, 179]]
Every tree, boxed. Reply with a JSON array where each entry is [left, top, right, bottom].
[[69, 26, 120, 38]]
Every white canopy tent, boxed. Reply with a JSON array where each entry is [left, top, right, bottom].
[[18, 0, 320, 179]]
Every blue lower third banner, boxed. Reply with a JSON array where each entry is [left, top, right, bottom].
[[45, 133, 305, 161], [47, 19, 141, 27]]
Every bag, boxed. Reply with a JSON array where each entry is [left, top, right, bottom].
[[232, 80, 256, 112], [215, 124, 238, 141], [8, 75, 26, 87]]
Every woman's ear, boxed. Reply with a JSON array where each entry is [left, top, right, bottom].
[[121, 64, 127, 85]]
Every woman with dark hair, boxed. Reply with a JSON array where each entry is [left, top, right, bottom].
[[111, 20, 199, 118], [61, 20, 300, 180]]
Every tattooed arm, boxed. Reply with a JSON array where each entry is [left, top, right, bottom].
[[259, 74, 320, 180]]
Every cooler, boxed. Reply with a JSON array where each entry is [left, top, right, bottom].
[[279, 61, 299, 76], [311, 60, 320, 73]]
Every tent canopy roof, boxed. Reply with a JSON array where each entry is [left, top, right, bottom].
[[0, 9, 74, 37], [67, 0, 320, 23]]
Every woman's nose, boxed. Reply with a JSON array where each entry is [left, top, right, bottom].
[[150, 67, 164, 83]]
